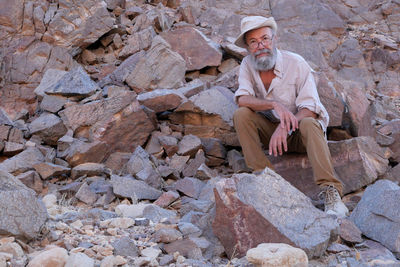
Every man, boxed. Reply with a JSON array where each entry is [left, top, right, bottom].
[[233, 16, 349, 218]]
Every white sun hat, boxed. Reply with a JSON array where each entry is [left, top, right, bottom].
[[234, 16, 277, 48]]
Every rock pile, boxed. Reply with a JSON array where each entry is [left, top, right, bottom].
[[0, 0, 400, 266]]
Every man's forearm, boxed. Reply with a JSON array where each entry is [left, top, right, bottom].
[[237, 95, 276, 111]]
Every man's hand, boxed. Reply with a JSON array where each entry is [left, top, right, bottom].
[[269, 126, 288, 157], [273, 102, 298, 132]]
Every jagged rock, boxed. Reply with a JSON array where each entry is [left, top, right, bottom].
[[357, 240, 400, 266], [182, 149, 206, 177], [33, 162, 70, 180], [378, 119, 400, 162], [160, 26, 222, 71], [40, 95, 68, 113], [178, 222, 202, 238], [227, 149, 251, 173], [201, 138, 226, 166], [64, 140, 109, 167], [169, 86, 238, 146], [246, 243, 308, 267], [154, 191, 180, 208], [119, 27, 155, 59], [175, 177, 205, 199], [153, 228, 183, 243], [2, 142, 24, 156], [137, 89, 185, 113], [0, 109, 13, 126], [177, 79, 205, 98], [42, 0, 115, 48], [0, 169, 47, 240], [350, 180, 400, 256], [44, 66, 99, 97], [195, 163, 216, 180], [213, 169, 339, 259], [168, 154, 190, 175], [65, 252, 94, 267], [27, 247, 68, 267], [34, 69, 69, 98], [180, 199, 213, 216], [0, 0, 24, 33], [164, 238, 203, 260], [326, 243, 351, 253], [0, 147, 44, 175], [0, 125, 11, 141], [125, 36, 186, 91], [105, 152, 131, 173], [111, 175, 162, 200], [339, 219, 363, 244], [29, 113, 67, 145], [269, 136, 389, 199], [178, 135, 202, 157], [75, 182, 98, 205], [158, 135, 179, 157], [15, 171, 43, 193], [71, 163, 106, 179], [111, 236, 139, 257], [142, 204, 177, 223]]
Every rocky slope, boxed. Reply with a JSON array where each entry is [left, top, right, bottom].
[[0, 0, 399, 266]]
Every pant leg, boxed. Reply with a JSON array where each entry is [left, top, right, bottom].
[[233, 107, 278, 171], [288, 117, 344, 195]]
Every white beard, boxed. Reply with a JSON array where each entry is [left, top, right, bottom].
[[250, 48, 277, 71]]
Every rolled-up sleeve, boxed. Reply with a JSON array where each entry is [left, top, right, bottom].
[[234, 57, 256, 104], [295, 61, 330, 131]]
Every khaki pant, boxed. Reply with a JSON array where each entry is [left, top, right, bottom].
[[233, 107, 343, 195]]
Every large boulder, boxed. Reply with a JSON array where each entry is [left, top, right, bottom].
[[213, 168, 339, 259], [0, 147, 45, 175], [350, 180, 400, 258], [269, 136, 389, 199], [29, 113, 67, 145], [0, 169, 47, 240]]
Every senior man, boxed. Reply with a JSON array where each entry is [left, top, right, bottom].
[[233, 15, 348, 218]]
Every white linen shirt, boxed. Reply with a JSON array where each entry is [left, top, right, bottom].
[[235, 49, 329, 132]]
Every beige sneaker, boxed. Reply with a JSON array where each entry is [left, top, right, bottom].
[[319, 185, 349, 218]]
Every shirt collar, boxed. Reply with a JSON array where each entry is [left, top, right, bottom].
[[273, 49, 283, 78]]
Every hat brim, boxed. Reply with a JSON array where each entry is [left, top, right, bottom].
[[234, 20, 277, 49]]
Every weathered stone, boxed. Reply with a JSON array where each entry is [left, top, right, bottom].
[[326, 243, 351, 254], [65, 252, 94, 267], [75, 182, 98, 205], [119, 27, 155, 59], [111, 236, 139, 257], [33, 69, 68, 98], [135, 218, 150, 226], [201, 138, 226, 161], [27, 247, 68, 267], [154, 191, 180, 208], [269, 136, 389, 199], [0, 109, 13, 126], [29, 113, 67, 145], [153, 228, 183, 243], [102, 217, 135, 229], [0, 0, 24, 33], [182, 149, 206, 177], [378, 119, 400, 162], [246, 243, 308, 267], [40, 95, 68, 113], [33, 162, 70, 180], [178, 222, 202, 238], [142, 204, 177, 223], [160, 26, 222, 71], [175, 177, 205, 199], [42, 194, 57, 209], [177, 79, 205, 98], [0, 125, 10, 141], [125, 36, 186, 91], [0, 169, 47, 240], [71, 163, 106, 179], [8, 127, 23, 144], [213, 169, 339, 259], [169, 86, 238, 146], [227, 149, 251, 173], [115, 203, 149, 218], [111, 175, 162, 200], [15, 171, 43, 193], [357, 239, 400, 265], [158, 135, 179, 157], [350, 180, 400, 256], [164, 238, 203, 260], [64, 140, 109, 167], [0, 147, 44, 175], [178, 135, 202, 157], [195, 163, 216, 180], [168, 154, 190, 175], [44, 66, 99, 97], [2, 142, 24, 156], [339, 219, 363, 244], [104, 152, 131, 173], [180, 199, 213, 216], [42, 0, 115, 48], [137, 89, 185, 113]]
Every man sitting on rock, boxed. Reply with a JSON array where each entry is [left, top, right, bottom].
[[233, 15, 349, 218]]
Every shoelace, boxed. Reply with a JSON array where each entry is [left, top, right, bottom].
[[319, 185, 339, 207]]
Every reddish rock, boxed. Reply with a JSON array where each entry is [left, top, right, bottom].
[[33, 162, 70, 180], [339, 218, 363, 244], [158, 135, 179, 157], [178, 135, 202, 158], [3, 142, 24, 156], [163, 239, 203, 259], [15, 171, 43, 194], [378, 119, 400, 162], [182, 149, 206, 177], [154, 191, 180, 208], [269, 136, 389, 199], [175, 177, 205, 199], [105, 152, 131, 173], [65, 140, 109, 167], [137, 89, 184, 113]]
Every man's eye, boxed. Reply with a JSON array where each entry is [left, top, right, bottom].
[[263, 37, 270, 41], [249, 40, 257, 44]]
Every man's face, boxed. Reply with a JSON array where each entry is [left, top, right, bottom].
[[246, 27, 277, 71]]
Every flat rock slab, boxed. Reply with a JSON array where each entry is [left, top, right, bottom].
[[0, 147, 44, 175], [111, 175, 161, 201], [350, 179, 400, 257], [212, 168, 338, 259], [269, 136, 389, 199], [0, 170, 47, 240], [29, 113, 67, 145], [160, 26, 222, 71]]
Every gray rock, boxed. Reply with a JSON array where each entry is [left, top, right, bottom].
[[0, 169, 47, 240], [138, 89, 185, 113], [33, 69, 68, 98], [40, 95, 68, 113], [44, 66, 99, 97], [15, 171, 43, 194], [33, 162, 70, 180], [178, 222, 202, 238], [175, 177, 205, 199], [111, 175, 162, 201], [350, 180, 400, 256], [153, 228, 183, 243], [2, 142, 24, 156], [213, 169, 339, 259], [0, 108, 13, 126], [65, 252, 94, 267], [71, 163, 107, 179], [180, 199, 213, 216], [142, 204, 177, 223], [63, 140, 109, 167], [111, 236, 139, 257], [75, 182, 98, 205], [227, 149, 251, 173], [183, 149, 206, 177], [135, 218, 149, 226], [0, 147, 44, 175], [178, 135, 202, 158], [29, 113, 67, 145]]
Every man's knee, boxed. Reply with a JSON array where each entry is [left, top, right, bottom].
[[233, 107, 254, 125], [299, 117, 321, 133]]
